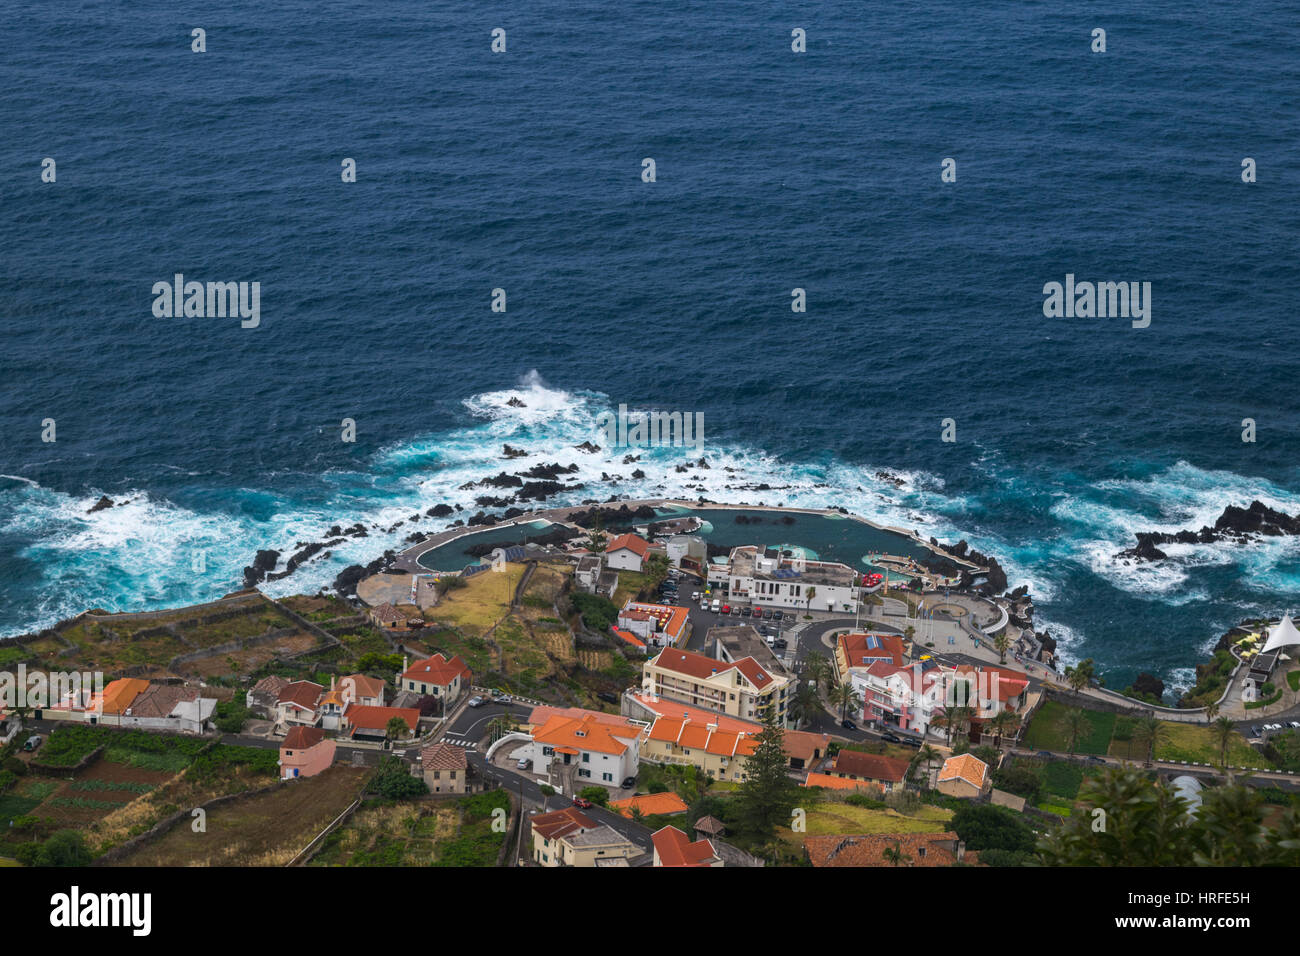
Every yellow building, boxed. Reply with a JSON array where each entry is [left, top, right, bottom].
[[530, 806, 638, 867], [641, 647, 790, 726]]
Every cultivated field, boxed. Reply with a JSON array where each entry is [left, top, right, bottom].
[[118, 765, 368, 866]]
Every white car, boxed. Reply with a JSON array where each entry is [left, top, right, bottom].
[[711, 599, 721, 612], [691, 591, 700, 601], [1290, 721, 1300, 729]]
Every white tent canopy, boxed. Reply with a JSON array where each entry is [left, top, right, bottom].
[[1262, 613, 1300, 654]]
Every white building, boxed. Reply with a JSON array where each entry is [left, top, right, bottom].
[[518, 710, 643, 788], [726, 546, 860, 612], [605, 533, 651, 572]]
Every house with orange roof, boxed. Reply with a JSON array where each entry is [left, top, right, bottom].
[[617, 601, 692, 649], [530, 806, 638, 867], [398, 653, 471, 705], [275, 680, 324, 734], [804, 771, 882, 793], [605, 533, 650, 572], [318, 673, 388, 730], [279, 726, 336, 780], [651, 825, 722, 867], [641, 714, 759, 783], [419, 742, 468, 794], [804, 831, 977, 868], [519, 711, 643, 788], [642, 646, 791, 726], [341, 704, 421, 742], [89, 678, 150, 725], [936, 753, 991, 800], [609, 791, 689, 819], [782, 730, 831, 771], [826, 750, 912, 792]]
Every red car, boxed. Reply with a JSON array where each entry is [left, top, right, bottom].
[[721, 604, 731, 614], [572, 796, 593, 809]]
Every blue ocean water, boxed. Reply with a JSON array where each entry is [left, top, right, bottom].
[[2, 1, 1299, 695]]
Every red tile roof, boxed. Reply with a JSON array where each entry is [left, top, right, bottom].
[[938, 754, 989, 790], [606, 533, 650, 558], [652, 826, 717, 867], [401, 654, 471, 687], [804, 832, 978, 868], [278, 681, 324, 711], [839, 632, 907, 668], [646, 716, 758, 758], [628, 693, 760, 733], [804, 772, 881, 792], [421, 742, 468, 771], [609, 792, 689, 818], [344, 704, 420, 736], [282, 726, 327, 750], [649, 647, 773, 689], [532, 713, 641, 756], [830, 750, 912, 784], [531, 806, 596, 841]]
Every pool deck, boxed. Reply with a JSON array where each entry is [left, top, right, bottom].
[[390, 497, 985, 575]]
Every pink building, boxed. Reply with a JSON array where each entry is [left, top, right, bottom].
[[279, 726, 336, 780]]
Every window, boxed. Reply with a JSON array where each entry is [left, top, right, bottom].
[[582, 753, 590, 763], [578, 768, 591, 778], [433, 771, 440, 780], [602, 772, 612, 782]]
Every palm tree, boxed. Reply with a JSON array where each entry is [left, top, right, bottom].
[[789, 681, 822, 728], [1064, 659, 1096, 698], [915, 744, 941, 787], [385, 716, 411, 743], [882, 841, 910, 867], [993, 631, 1012, 665], [1131, 714, 1167, 767], [1211, 715, 1237, 769], [831, 681, 862, 723], [933, 704, 973, 747], [1062, 708, 1092, 756], [804, 652, 834, 697], [1205, 700, 1220, 727], [988, 709, 1021, 749], [806, 586, 817, 611]]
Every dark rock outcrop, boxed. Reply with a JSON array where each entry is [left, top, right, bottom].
[[1118, 501, 1300, 562], [88, 495, 115, 513]]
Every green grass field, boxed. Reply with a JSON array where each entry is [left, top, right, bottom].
[[1023, 700, 1115, 755]]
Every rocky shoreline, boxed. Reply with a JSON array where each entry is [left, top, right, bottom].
[[1117, 500, 1300, 562]]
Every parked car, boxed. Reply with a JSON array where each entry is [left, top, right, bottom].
[[721, 604, 731, 614], [516, 757, 532, 770], [467, 695, 486, 708], [492, 693, 511, 705], [840, 719, 856, 731], [572, 796, 593, 809], [597, 691, 618, 704], [781, 612, 794, 622], [740, 607, 752, 617], [1086, 755, 1107, 764], [1290, 721, 1300, 729], [881, 732, 902, 744], [691, 591, 700, 601], [762, 610, 775, 620], [22, 734, 42, 752], [1035, 750, 1055, 759], [711, 599, 721, 612], [771, 638, 788, 650], [622, 776, 636, 789]]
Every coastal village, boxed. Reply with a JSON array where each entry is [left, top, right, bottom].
[[4, 496, 1300, 868]]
